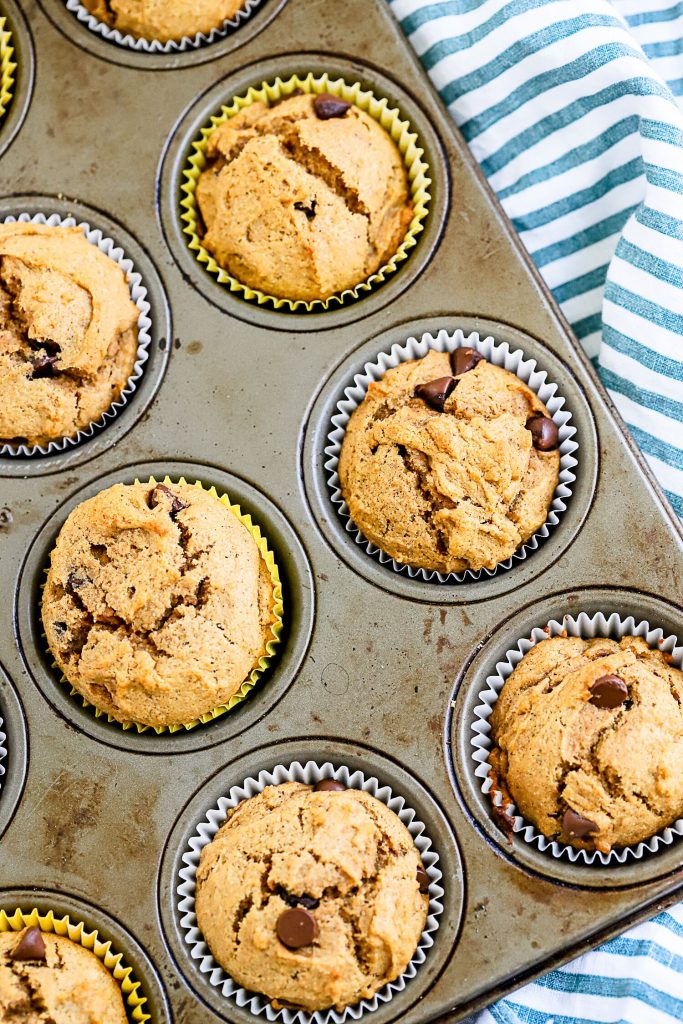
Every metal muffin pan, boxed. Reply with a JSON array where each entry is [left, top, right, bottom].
[[0, 0, 681, 1021]]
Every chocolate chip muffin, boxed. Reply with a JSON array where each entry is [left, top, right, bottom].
[[42, 481, 276, 728], [489, 635, 683, 853], [0, 926, 127, 1022], [195, 92, 413, 302], [338, 347, 561, 574], [195, 780, 429, 1011], [82, 0, 245, 41], [0, 222, 139, 448]]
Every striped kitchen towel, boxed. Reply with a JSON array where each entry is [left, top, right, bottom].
[[388, 0, 683, 1021]]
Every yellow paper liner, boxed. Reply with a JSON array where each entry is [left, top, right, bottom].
[[42, 475, 284, 735], [0, 17, 16, 124], [0, 907, 150, 1022], [180, 72, 432, 312]]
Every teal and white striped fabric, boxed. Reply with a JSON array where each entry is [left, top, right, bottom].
[[391, 0, 683, 519], [388, 0, 683, 1020]]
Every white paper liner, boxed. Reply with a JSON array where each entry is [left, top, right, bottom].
[[0, 716, 5, 797], [0, 212, 152, 458], [177, 760, 444, 1023], [324, 329, 578, 583], [64, 0, 264, 53], [472, 611, 683, 865]]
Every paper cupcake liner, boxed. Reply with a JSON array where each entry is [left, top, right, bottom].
[[42, 476, 284, 735], [0, 17, 16, 123], [0, 906, 150, 1021], [177, 760, 444, 1023], [472, 611, 683, 865], [64, 0, 264, 53], [181, 72, 432, 312], [0, 212, 152, 458], [325, 328, 579, 583]]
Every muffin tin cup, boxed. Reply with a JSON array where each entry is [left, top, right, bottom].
[[324, 327, 579, 584], [63, 0, 265, 53], [42, 475, 284, 735], [180, 72, 432, 313], [0, 905, 150, 1021], [472, 610, 683, 866], [0, 16, 15, 123], [0, 211, 152, 458], [176, 759, 444, 1024]]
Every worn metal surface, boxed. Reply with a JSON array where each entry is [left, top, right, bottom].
[[0, 0, 681, 1021]]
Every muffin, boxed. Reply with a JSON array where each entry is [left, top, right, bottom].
[[338, 347, 561, 574], [0, 926, 127, 1022], [195, 92, 413, 302], [0, 222, 139, 448], [82, 0, 245, 42], [195, 780, 429, 1012], [489, 635, 683, 853], [41, 481, 276, 728]]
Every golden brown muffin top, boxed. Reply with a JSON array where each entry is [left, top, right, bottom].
[[195, 93, 412, 302], [83, 0, 245, 42], [42, 481, 275, 728], [196, 781, 429, 1012], [490, 635, 683, 852], [0, 223, 139, 448], [0, 928, 128, 1023], [338, 348, 561, 573]]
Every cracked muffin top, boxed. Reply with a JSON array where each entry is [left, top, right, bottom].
[[196, 781, 429, 1012], [41, 481, 276, 728], [0, 222, 139, 449], [82, 0, 246, 42], [195, 92, 413, 302], [489, 635, 683, 853], [0, 926, 127, 1023], [338, 347, 561, 574]]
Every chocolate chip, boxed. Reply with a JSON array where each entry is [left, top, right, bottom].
[[526, 415, 559, 451], [10, 927, 46, 962], [414, 376, 458, 412], [313, 93, 351, 120], [313, 779, 346, 792], [147, 484, 189, 519], [450, 347, 484, 376], [31, 354, 58, 379], [416, 865, 430, 894], [67, 572, 89, 590], [589, 674, 629, 709], [53, 621, 67, 636], [294, 199, 317, 221], [277, 887, 319, 910], [276, 908, 318, 949], [562, 809, 599, 840]]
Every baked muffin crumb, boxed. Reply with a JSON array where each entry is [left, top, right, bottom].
[[42, 481, 275, 727], [490, 635, 683, 852], [196, 781, 429, 1011], [195, 93, 412, 302]]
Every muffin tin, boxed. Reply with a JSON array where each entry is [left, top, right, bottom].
[[0, 0, 681, 1021]]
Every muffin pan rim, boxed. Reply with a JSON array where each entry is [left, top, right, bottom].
[[0, 886, 172, 1023], [14, 459, 315, 754], [301, 315, 599, 604], [157, 739, 465, 1024], [0, 0, 33, 162], [0, 665, 28, 844], [156, 52, 449, 333], [35, 0, 289, 70], [0, 194, 172, 479], [1, 0, 682, 1018], [448, 585, 683, 890]]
